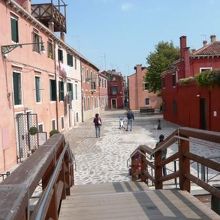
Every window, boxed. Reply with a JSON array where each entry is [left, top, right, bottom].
[[61, 117, 64, 129], [52, 119, 56, 130], [75, 84, 78, 100], [13, 72, 22, 105], [47, 40, 54, 59], [38, 124, 43, 132], [111, 87, 118, 95], [11, 15, 19, 43], [91, 82, 96, 90], [143, 82, 148, 90], [75, 57, 77, 69], [67, 83, 73, 100], [35, 76, 41, 102], [200, 67, 212, 73], [59, 81, 64, 101], [33, 31, 42, 53], [58, 49, 63, 62], [105, 80, 107, 88], [145, 98, 150, 105], [76, 112, 79, 122], [50, 79, 56, 101], [172, 74, 176, 87], [67, 54, 73, 66]]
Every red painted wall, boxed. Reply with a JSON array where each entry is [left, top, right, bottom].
[[163, 36, 220, 132], [163, 84, 220, 131]]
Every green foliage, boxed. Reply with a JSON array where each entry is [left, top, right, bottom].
[[178, 77, 195, 86], [145, 41, 180, 93], [195, 70, 220, 87], [29, 126, 38, 135], [49, 129, 60, 137]]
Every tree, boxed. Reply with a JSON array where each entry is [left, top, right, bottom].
[[145, 41, 180, 93]]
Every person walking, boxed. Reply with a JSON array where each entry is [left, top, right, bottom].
[[126, 109, 134, 131], [93, 113, 102, 138]]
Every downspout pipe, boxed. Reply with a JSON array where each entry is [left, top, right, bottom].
[[54, 41, 59, 130]]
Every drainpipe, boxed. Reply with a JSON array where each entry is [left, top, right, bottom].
[[80, 61, 84, 122], [54, 41, 59, 130]]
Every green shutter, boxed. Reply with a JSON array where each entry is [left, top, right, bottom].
[[59, 81, 64, 101], [50, 80, 57, 101], [35, 77, 40, 102], [11, 17, 19, 43], [13, 72, 21, 105]]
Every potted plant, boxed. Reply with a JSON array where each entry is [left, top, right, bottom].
[[49, 129, 60, 137], [29, 126, 38, 135]]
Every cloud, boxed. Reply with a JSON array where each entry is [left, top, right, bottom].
[[121, 2, 134, 12]]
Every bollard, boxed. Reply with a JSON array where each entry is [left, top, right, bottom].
[[157, 119, 161, 130], [211, 185, 220, 215]]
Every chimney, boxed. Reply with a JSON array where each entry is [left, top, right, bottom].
[[134, 64, 142, 73], [180, 36, 187, 58], [60, 32, 65, 42], [184, 47, 191, 78], [203, 40, 208, 47], [48, 22, 55, 32], [16, 0, 31, 13], [210, 35, 216, 43]]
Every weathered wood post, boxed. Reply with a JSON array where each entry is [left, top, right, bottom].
[[179, 136, 190, 192], [140, 149, 147, 182], [155, 150, 163, 189], [131, 152, 142, 181]]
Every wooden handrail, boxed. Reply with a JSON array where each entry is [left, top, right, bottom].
[[0, 134, 74, 220], [130, 126, 220, 198]]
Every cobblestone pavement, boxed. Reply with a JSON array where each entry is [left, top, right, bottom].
[[65, 110, 220, 185]]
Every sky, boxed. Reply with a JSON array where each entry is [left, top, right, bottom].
[[33, 0, 220, 75]]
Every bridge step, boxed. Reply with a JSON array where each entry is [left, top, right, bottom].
[[60, 182, 219, 220], [69, 181, 149, 196]]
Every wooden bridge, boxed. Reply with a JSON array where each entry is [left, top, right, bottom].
[[1, 128, 220, 219]]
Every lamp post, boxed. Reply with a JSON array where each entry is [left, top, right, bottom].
[[1, 42, 45, 56]]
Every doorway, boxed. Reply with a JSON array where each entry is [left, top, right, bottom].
[[111, 99, 117, 109], [200, 98, 207, 130]]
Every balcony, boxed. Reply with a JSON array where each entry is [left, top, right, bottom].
[[31, 0, 67, 33]]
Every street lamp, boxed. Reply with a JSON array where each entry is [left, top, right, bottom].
[[1, 42, 45, 56]]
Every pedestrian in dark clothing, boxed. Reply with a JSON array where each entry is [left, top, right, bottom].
[[93, 113, 102, 138], [156, 134, 167, 176], [126, 109, 134, 131]]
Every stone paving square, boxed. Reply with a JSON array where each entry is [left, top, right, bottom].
[[65, 110, 220, 186]]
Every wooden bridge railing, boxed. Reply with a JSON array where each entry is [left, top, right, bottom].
[[130, 127, 220, 199], [0, 133, 74, 220]]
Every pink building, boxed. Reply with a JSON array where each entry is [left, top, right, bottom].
[[81, 61, 100, 121], [0, 0, 99, 173], [99, 72, 108, 110], [128, 64, 162, 111]]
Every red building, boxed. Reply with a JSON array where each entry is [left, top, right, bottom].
[[128, 64, 162, 111], [162, 35, 220, 131], [102, 70, 125, 109]]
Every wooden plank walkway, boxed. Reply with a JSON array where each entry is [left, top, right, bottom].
[[59, 182, 219, 220]]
